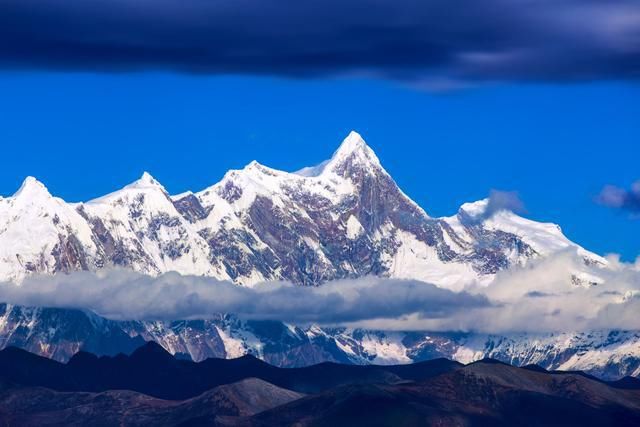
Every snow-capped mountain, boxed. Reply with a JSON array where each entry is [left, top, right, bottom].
[[1, 131, 632, 379], [0, 131, 603, 289]]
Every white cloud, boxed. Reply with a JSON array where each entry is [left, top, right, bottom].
[[337, 250, 640, 333], [0, 270, 487, 324]]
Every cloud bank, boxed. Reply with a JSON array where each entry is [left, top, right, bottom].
[[411, 252, 640, 333], [1, 0, 639, 84], [0, 271, 488, 323], [1, 251, 640, 334]]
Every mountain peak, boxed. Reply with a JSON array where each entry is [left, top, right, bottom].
[[130, 341, 175, 362], [125, 171, 164, 191], [139, 171, 159, 185], [294, 131, 383, 177], [243, 160, 267, 172], [325, 131, 383, 175], [86, 172, 169, 205], [336, 130, 367, 153], [13, 176, 52, 199], [458, 199, 490, 219], [331, 131, 377, 161]]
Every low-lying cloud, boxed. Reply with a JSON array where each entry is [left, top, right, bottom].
[[356, 251, 640, 333], [0, 272, 488, 323], [1, 0, 639, 85], [2, 250, 640, 334]]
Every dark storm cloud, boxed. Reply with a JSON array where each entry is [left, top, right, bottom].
[[596, 181, 640, 214], [1, 0, 639, 83]]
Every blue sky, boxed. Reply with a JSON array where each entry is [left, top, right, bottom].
[[0, 72, 637, 260]]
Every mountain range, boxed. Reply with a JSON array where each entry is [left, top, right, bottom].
[[0, 131, 637, 380], [0, 131, 605, 287]]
